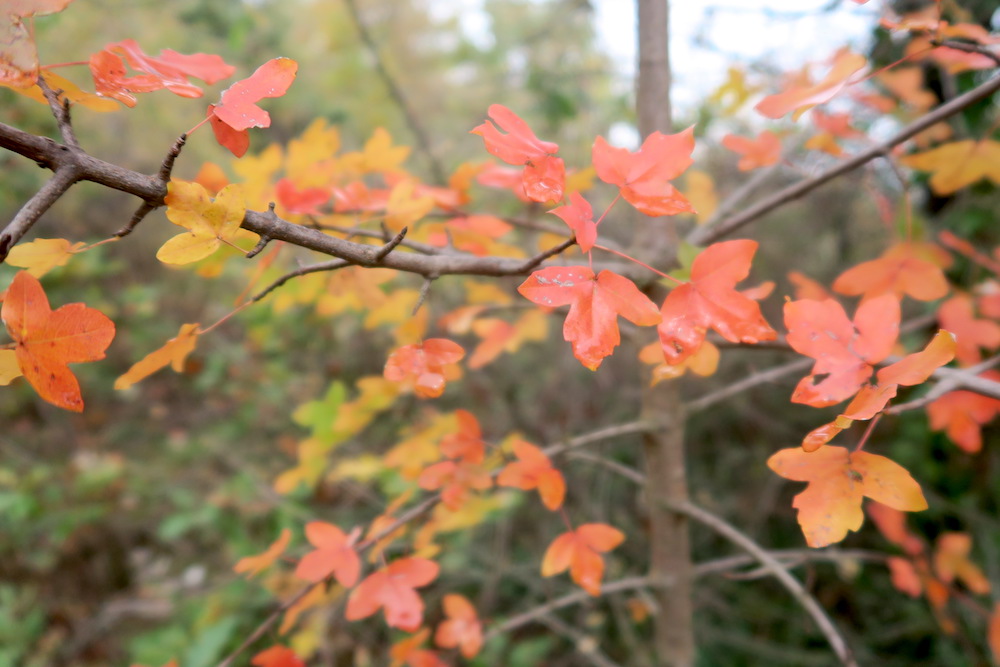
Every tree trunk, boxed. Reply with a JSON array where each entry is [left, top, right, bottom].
[[635, 1, 696, 665]]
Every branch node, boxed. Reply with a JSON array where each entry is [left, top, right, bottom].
[[245, 235, 272, 259], [413, 275, 436, 315], [373, 226, 408, 262]]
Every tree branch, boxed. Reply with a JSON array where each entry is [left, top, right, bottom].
[[688, 74, 1000, 246]]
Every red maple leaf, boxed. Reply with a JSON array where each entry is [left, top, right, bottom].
[[592, 127, 695, 216], [721, 130, 782, 171], [275, 177, 330, 215], [927, 373, 1000, 453], [937, 292, 1000, 366], [440, 409, 485, 463], [470, 104, 564, 203], [518, 267, 660, 370], [208, 58, 298, 157], [1, 271, 115, 411], [418, 458, 492, 510], [345, 557, 440, 631], [784, 293, 900, 407], [383, 339, 465, 398], [89, 39, 235, 107], [294, 521, 361, 587], [550, 191, 597, 253], [658, 240, 776, 365]]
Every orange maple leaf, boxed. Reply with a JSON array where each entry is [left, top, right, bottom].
[[418, 459, 493, 510], [541, 523, 625, 595], [833, 242, 951, 302], [390, 628, 447, 667], [767, 446, 928, 547], [435, 594, 483, 658], [755, 48, 867, 119], [1, 271, 115, 412], [658, 240, 776, 365], [250, 645, 305, 667], [114, 323, 200, 390], [989, 602, 1000, 664], [233, 528, 291, 578], [383, 339, 465, 398], [800, 330, 956, 450], [294, 521, 361, 587], [900, 139, 1000, 195], [439, 409, 485, 463], [497, 439, 566, 510], [518, 266, 661, 370], [721, 131, 782, 171], [471, 104, 564, 203], [345, 557, 440, 631], [934, 532, 990, 595], [592, 127, 695, 216], [937, 293, 1000, 366], [927, 380, 1000, 454]]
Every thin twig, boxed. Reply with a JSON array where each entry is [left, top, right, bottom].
[[0, 166, 80, 261], [542, 420, 655, 459], [249, 259, 351, 303], [688, 74, 1000, 245], [116, 134, 187, 238], [342, 0, 446, 184], [36, 75, 78, 148], [536, 613, 622, 667], [686, 358, 813, 413], [937, 40, 1000, 68], [518, 237, 578, 272], [669, 500, 858, 667]]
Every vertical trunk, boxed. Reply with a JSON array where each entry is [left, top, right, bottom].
[[635, 1, 696, 665]]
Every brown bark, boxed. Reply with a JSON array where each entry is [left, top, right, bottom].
[[635, 1, 696, 665]]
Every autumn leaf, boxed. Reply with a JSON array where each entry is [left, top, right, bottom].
[[0, 0, 76, 88], [767, 446, 927, 547], [5, 237, 85, 277], [755, 48, 867, 119], [900, 138, 1000, 195], [295, 521, 361, 587], [385, 180, 435, 232], [832, 242, 951, 302], [684, 170, 717, 224], [497, 438, 565, 510], [989, 603, 1000, 664], [784, 294, 900, 407], [208, 57, 297, 156], [2, 271, 115, 411], [250, 645, 305, 667], [721, 131, 782, 171], [345, 557, 439, 631], [471, 104, 565, 203], [639, 339, 719, 385], [274, 177, 329, 215], [518, 266, 660, 370], [157, 181, 249, 264], [90, 39, 235, 107], [440, 409, 485, 463], [658, 240, 776, 365], [937, 292, 1000, 366], [233, 528, 291, 578], [0, 350, 21, 385], [550, 191, 597, 253], [933, 532, 990, 595], [927, 377, 1000, 453], [390, 628, 446, 667], [541, 523, 625, 595], [114, 323, 200, 390], [384, 339, 465, 398], [867, 501, 924, 555], [341, 127, 410, 174], [435, 594, 483, 658], [467, 310, 548, 369], [418, 459, 493, 510], [3, 70, 119, 112], [592, 127, 695, 216]]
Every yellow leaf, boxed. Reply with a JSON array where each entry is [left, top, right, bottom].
[[157, 182, 251, 264], [565, 166, 596, 194], [0, 349, 22, 385], [114, 323, 200, 390], [684, 170, 717, 224], [3, 70, 120, 112], [341, 127, 410, 174], [5, 237, 84, 277], [385, 180, 434, 231], [900, 139, 1000, 195], [285, 118, 341, 186]]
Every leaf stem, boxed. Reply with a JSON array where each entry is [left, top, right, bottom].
[[592, 244, 683, 284], [853, 413, 883, 453]]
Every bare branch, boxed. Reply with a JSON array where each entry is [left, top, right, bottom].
[[250, 259, 351, 303], [937, 40, 1000, 68], [688, 74, 1000, 245], [116, 134, 187, 238], [668, 500, 858, 667], [342, 0, 446, 184], [888, 354, 1000, 413], [37, 75, 79, 148], [0, 166, 80, 261]]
